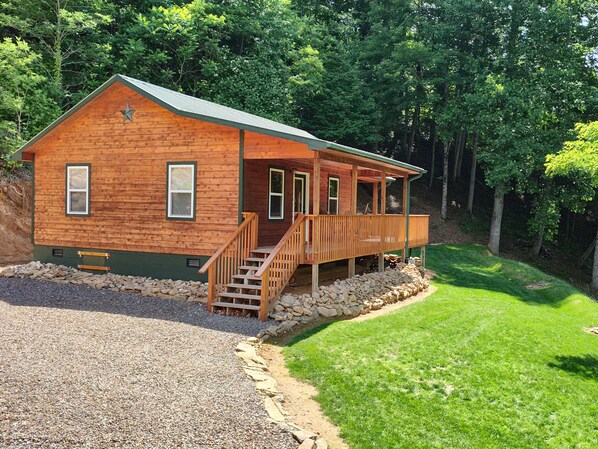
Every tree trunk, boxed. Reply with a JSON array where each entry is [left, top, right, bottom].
[[532, 230, 544, 257], [428, 122, 437, 191], [456, 132, 467, 178], [488, 183, 505, 255], [452, 132, 462, 182], [441, 140, 450, 220], [401, 108, 409, 155], [579, 236, 596, 267], [53, 0, 64, 101], [593, 227, 598, 292], [467, 132, 478, 213], [406, 105, 420, 163]]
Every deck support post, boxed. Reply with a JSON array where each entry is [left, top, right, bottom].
[[312, 264, 319, 293], [348, 164, 358, 277], [378, 171, 387, 273]]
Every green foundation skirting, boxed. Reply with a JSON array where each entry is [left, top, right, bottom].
[[34, 245, 208, 282]]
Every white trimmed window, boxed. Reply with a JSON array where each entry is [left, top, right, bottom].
[[328, 177, 339, 214], [167, 163, 196, 219], [269, 168, 284, 220], [66, 164, 90, 215]]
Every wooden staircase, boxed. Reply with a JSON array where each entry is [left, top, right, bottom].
[[211, 248, 271, 317], [199, 212, 307, 321]]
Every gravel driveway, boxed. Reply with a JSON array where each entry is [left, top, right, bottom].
[[0, 279, 296, 449]]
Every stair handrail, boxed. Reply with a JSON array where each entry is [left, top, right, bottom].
[[255, 213, 306, 320], [198, 212, 258, 275], [198, 212, 259, 312]]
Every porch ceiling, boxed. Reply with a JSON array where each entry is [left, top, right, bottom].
[[318, 150, 413, 178]]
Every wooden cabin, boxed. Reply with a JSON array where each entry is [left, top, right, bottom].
[[11, 74, 429, 320]]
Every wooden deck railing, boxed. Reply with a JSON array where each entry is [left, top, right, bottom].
[[407, 215, 430, 248], [254, 214, 306, 321], [198, 212, 259, 311], [306, 214, 429, 264]]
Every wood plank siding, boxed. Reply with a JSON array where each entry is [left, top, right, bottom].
[[33, 83, 240, 256], [243, 158, 351, 246]]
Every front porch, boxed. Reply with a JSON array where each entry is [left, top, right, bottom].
[[200, 142, 429, 320]]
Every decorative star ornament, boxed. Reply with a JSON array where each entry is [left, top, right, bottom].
[[120, 103, 135, 123]]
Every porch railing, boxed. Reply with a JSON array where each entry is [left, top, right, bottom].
[[198, 212, 259, 311], [306, 214, 429, 264], [254, 214, 306, 321]]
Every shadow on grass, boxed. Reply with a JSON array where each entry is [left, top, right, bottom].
[[548, 354, 598, 381], [427, 244, 579, 308]]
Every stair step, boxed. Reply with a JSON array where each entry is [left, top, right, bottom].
[[232, 274, 260, 281], [212, 301, 260, 311], [226, 283, 262, 290], [219, 292, 261, 301], [239, 265, 261, 271], [251, 249, 272, 255], [244, 257, 267, 263]]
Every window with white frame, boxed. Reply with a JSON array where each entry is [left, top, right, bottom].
[[66, 164, 90, 215], [269, 168, 284, 220], [328, 177, 339, 214], [167, 163, 196, 219]]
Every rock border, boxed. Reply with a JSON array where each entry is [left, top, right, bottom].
[[0, 261, 208, 303], [236, 339, 327, 449], [258, 263, 429, 341]]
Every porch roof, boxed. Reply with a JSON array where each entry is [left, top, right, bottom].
[[10, 74, 426, 175]]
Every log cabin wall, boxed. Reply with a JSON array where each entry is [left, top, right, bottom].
[[243, 159, 351, 246], [32, 83, 240, 257]]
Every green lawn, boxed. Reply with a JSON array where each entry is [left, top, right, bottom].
[[284, 245, 598, 449]]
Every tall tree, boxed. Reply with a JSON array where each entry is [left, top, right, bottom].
[[546, 122, 598, 290], [0, 38, 58, 165]]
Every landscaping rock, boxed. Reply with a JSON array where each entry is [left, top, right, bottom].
[[298, 440, 316, 449], [315, 438, 329, 449], [292, 429, 318, 443], [267, 263, 429, 337], [0, 261, 208, 304], [264, 397, 286, 423]]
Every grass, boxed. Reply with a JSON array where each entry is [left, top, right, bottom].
[[283, 244, 598, 449]]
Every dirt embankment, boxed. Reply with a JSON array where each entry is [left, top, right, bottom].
[[0, 179, 33, 264]]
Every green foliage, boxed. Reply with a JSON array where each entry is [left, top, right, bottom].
[[285, 244, 598, 449], [546, 122, 598, 190], [1, 0, 598, 272], [0, 37, 58, 169]]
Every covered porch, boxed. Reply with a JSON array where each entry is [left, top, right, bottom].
[[201, 132, 429, 320]]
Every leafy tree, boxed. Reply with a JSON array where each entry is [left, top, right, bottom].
[[546, 122, 598, 290], [0, 38, 59, 169], [0, 0, 113, 107]]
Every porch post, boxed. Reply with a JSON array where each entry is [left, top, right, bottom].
[[313, 154, 320, 214], [312, 154, 321, 293], [378, 171, 387, 272], [402, 175, 408, 216], [372, 182, 379, 215], [348, 164, 358, 277]]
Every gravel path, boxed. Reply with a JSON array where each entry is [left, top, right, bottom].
[[0, 279, 297, 449]]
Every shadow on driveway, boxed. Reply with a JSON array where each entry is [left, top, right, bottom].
[[0, 277, 271, 337]]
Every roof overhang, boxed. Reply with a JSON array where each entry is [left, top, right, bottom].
[[319, 143, 425, 177], [9, 74, 427, 178]]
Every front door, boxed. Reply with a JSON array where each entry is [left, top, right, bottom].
[[293, 172, 310, 240]]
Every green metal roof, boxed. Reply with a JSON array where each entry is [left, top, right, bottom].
[[10, 74, 426, 175]]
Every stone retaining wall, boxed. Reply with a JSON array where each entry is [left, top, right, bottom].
[[259, 263, 428, 339]]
